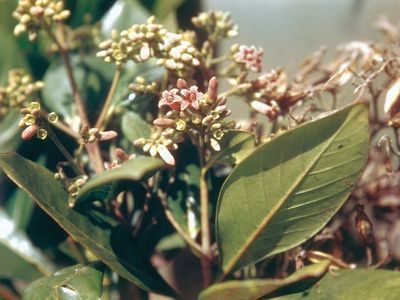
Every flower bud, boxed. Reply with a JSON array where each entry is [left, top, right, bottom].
[[21, 124, 38, 140]]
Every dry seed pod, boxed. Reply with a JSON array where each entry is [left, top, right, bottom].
[[355, 204, 375, 247], [384, 77, 400, 118]]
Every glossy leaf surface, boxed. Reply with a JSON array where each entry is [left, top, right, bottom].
[[199, 260, 330, 300], [0, 153, 175, 296], [0, 209, 54, 281], [217, 103, 369, 274], [206, 130, 257, 170], [276, 268, 400, 300], [23, 263, 104, 300], [74, 156, 164, 206], [121, 111, 151, 143]]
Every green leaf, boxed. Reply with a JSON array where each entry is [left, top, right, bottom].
[[121, 111, 151, 143], [74, 156, 165, 206], [199, 260, 331, 300], [23, 263, 104, 300], [205, 130, 257, 170], [67, 0, 114, 28], [275, 268, 400, 300], [42, 57, 108, 127], [101, 0, 149, 37], [167, 163, 200, 238], [216, 103, 369, 275], [0, 153, 176, 297], [0, 112, 22, 153], [0, 208, 54, 281], [153, 0, 184, 21], [6, 187, 34, 230]]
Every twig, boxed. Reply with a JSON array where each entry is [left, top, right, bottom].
[[198, 135, 213, 287], [48, 127, 84, 175], [95, 66, 123, 129], [44, 25, 104, 173], [157, 190, 203, 256]]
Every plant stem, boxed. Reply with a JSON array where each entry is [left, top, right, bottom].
[[95, 67, 123, 130], [157, 190, 203, 256], [48, 127, 84, 176], [197, 133, 213, 287], [44, 25, 104, 174], [200, 167, 213, 287]]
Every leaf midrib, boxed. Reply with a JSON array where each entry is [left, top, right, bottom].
[[222, 110, 356, 274]]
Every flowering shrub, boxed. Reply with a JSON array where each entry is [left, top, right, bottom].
[[1, 1, 400, 299]]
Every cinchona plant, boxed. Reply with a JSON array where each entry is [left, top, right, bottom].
[[1, 1, 400, 299]]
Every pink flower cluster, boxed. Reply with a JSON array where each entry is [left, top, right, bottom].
[[158, 79, 204, 111], [233, 45, 264, 72]]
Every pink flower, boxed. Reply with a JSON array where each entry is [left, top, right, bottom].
[[234, 45, 263, 72], [158, 80, 205, 111], [158, 88, 183, 111], [180, 86, 203, 110]]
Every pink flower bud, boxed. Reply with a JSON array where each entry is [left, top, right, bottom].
[[99, 130, 118, 141], [115, 148, 129, 161], [207, 77, 218, 102], [250, 100, 271, 114], [21, 124, 38, 141], [177, 78, 188, 89], [153, 118, 175, 128]]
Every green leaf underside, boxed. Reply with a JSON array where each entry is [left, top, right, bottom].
[[0, 209, 54, 281], [0, 153, 175, 296], [275, 268, 400, 300], [206, 130, 257, 170], [216, 103, 369, 274], [23, 263, 104, 300], [75, 156, 164, 205], [121, 111, 151, 143], [199, 260, 331, 300]]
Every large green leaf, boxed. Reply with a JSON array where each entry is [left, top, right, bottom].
[[0, 112, 22, 153], [199, 260, 331, 300], [205, 130, 257, 170], [216, 103, 369, 275], [100, 0, 149, 37], [74, 156, 164, 206], [42, 57, 108, 127], [23, 263, 104, 300], [275, 268, 400, 300], [167, 163, 200, 238], [121, 111, 151, 143], [0, 153, 176, 297], [6, 187, 34, 230], [0, 208, 54, 281]]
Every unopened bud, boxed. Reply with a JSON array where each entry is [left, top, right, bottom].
[[99, 130, 118, 141], [21, 124, 38, 140]]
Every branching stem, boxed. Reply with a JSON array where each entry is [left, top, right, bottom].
[[95, 66, 123, 130]]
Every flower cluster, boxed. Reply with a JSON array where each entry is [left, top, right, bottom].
[[134, 132, 180, 166], [79, 126, 118, 144], [232, 44, 264, 72], [97, 17, 168, 65], [97, 17, 202, 75], [192, 11, 238, 41], [157, 40, 201, 74], [135, 77, 236, 165], [0, 69, 44, 117], [129, 76, 158, 94], [13, 0, 71, 40], [19, 102, 58, 140]]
